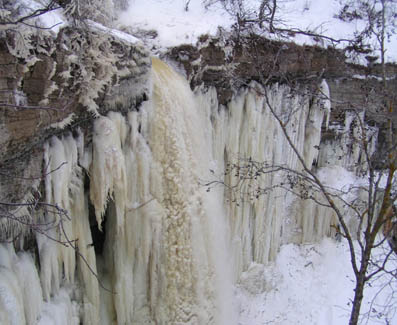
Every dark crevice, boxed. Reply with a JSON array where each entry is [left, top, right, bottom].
[[85, 175, 107, 256]]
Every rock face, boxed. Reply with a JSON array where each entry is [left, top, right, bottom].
[[0, 26, 151, 206], [167, 34, 348, 105]]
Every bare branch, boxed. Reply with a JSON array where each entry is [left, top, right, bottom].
[[0, 1, 61, 28]]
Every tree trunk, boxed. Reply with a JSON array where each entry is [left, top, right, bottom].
[[349, 246, 371, 325], [349, 272, 365, 325]]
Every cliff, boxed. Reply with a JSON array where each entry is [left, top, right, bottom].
[[0, 25, 150, 216]]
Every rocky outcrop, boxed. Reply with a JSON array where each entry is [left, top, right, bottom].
[[0, 26, 151, 205], [167, 33, 396, 108], [167, 33, 350, 105]]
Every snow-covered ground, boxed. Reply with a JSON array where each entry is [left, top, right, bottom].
[[118, 0, 233, 47], [236, 238, 397, 325]]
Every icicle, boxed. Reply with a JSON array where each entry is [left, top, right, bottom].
[[13, 251, 43, 324], [39, 134, 84, 299], [0, 244, 26, 325], [71, 176, 100, 325], [49, 135, 76, 284], [36, 229, 61, 301], [44, 142, 53, 206], [75, 129, 92, 170], [319, 79, 331, 130], [108, 111, 128, 148], [0, 244, 44, 325], [204, 81, 309, 269], [41, 133, 102, 322], [90, 115, 127, 232], [39, 137, 63, 300], [303, 81, 328, 168]]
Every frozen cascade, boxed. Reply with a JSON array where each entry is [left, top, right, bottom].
[[0, 58, 363, 324], [196, 79, 334, 273], [318, 110, 378, 174], [36, 58, 235, 324]]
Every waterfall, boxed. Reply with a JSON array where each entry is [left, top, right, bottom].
[[89, 58, 236, 324], [0, 59, 343, 324]]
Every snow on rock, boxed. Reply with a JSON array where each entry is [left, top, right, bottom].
[[87, 20, 141, 44], [119, 0, 396, 62]]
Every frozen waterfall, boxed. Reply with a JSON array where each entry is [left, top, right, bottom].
[[0, 59, 357, 324]]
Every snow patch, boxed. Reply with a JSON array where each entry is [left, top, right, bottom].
[[88, 20, 140, 44], [236, 238, 397, 325]]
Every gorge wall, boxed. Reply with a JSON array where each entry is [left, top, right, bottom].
[[0, 14, 392, 325]]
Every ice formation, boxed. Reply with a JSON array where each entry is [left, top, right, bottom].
[[0, 59, 374, 324], [318, 110, 378, 174], [0, 244, 43, 325]]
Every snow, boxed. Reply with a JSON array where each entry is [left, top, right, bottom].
[[87, 20, 140, 44], [236, 238, 397, 325], [353, 74, 395, 81], [118, 0, 233, 48], [279, 0, 396, 63], [317, 165, 359, 193], [118, 0, 397, 62]]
